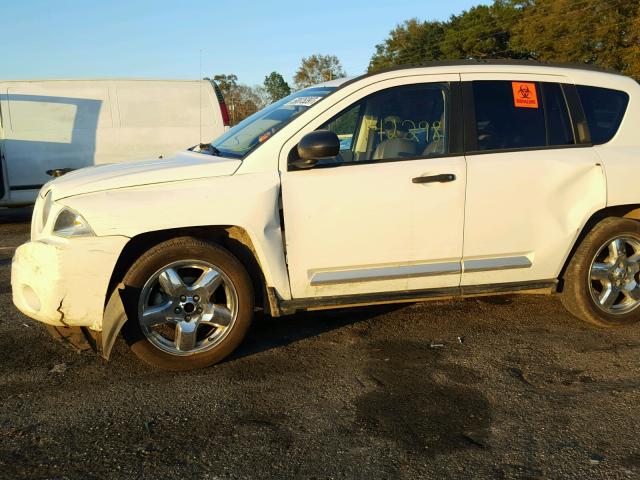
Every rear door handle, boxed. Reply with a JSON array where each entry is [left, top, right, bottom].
[[412, 173, 456, 184]]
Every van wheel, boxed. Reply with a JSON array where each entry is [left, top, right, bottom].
[[121, 237, 254, 370], [561, 217, 640, 327]]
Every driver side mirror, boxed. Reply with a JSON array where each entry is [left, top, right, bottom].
[[289, 130, 340, 170]]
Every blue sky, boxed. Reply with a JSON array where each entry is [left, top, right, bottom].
[[3, 0, 489, 86]]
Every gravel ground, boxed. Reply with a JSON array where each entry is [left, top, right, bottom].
[[1, 208, 640, 479]]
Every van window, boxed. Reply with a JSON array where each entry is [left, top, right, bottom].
[[317, 82, 450, 165], [577, 85, 629, 145], [7, 86, 111, 142]]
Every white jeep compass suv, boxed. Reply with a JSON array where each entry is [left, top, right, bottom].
[[11, 60, 640, 370]]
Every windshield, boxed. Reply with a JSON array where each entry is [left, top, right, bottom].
[[209, 87, 336, 159]]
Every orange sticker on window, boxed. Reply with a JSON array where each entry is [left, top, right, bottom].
[[512, 82, 539, 108]]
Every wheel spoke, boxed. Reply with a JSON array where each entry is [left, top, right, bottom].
[[141, 302, 174, 328], [158, 268, 185, 296], [608, 239, 626, 262], [628, 253, 640, 266], [175, 321, 198, 351], [599, 285, 620, 308], [622, 286, 640, 302], [590, 262, 611, 281], [210, 304, 233, 327], [191, 268, 223, 296]]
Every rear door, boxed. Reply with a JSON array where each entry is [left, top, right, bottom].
[[460, 74, 606, 286]]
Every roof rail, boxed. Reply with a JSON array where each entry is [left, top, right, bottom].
[[339, 59, 625, 89]]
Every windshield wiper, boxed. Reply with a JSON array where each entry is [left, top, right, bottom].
[[198, 143, 220, 156]]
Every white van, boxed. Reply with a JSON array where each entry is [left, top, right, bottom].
[[0, 79, 229, 206]]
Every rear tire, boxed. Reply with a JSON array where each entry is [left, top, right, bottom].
[[120, 237, 254, 370], [561, 217, 640, 327]]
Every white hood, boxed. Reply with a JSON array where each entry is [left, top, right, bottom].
[[47, 150, 242, 200]]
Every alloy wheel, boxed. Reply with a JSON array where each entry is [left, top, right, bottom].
[[137, 260, 239, 356]]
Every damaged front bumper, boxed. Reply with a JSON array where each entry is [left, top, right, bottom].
[[11, 236, 129, 331]]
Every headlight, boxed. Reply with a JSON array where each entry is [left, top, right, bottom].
[[52, 208, 95, 237]]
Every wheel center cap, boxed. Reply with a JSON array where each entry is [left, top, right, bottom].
[[183, 302, 195, 314]]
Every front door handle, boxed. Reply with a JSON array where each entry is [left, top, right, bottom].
[[412, 173, 456, 184]]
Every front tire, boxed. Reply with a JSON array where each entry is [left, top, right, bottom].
[[121, 237, 254, 370], [561, 217, 640, 327]]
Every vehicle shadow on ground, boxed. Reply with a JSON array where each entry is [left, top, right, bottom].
[[226, 304, 405, 362], [0, 207, 33, 224]]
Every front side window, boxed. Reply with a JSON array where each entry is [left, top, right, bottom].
[[209, 87, 335, 159], [317, 83, 450, 165], [577, 85, 629, 145]]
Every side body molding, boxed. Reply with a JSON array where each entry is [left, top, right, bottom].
[[307, 255, 533, 286]]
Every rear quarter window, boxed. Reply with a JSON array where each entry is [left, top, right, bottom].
[[577, 85, 629, 145]]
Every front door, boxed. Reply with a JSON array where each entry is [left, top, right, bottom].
[[281, 79, 467, 299]]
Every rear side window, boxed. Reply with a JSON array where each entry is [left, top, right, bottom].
[[543, 83, 574, 146], [577, 85, 629, 145], [470, 81, 575, 152], [472, 81, 546, 151]]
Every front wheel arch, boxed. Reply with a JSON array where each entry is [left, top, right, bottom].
[[105, 226, 266, 314], [101, 227, 265, 362]]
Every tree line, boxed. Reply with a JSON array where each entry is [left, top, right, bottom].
[[211, 54, 346, 125], [213, 0, 640, 125], [369, 0, 639, 76]]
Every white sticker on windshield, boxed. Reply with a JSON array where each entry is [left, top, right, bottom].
[[285, 96, 322, 107]]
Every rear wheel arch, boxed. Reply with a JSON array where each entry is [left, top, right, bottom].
[[557, 204, 640, 291], [560, 216, 640, 327]]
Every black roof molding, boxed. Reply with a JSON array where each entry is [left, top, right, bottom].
[[339, 59, 625, 90]]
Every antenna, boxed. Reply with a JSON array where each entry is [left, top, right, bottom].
[[199, 49, 203, 145]]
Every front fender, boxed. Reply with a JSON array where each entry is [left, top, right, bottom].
[[62, 171, 292, 301]]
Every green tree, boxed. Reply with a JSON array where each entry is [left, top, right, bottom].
[[367, 0, 640, 80], [511, 0, 640, 79], [212, 74, 268, 125], [293, 54, 346, 89], [263, 72, 291, 102], [212, 74, 238, 99], [440, 1, 526, 60], [368, 19, 446, 72], [622, 12, 640, 79], [231, 84, 263, 123]]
